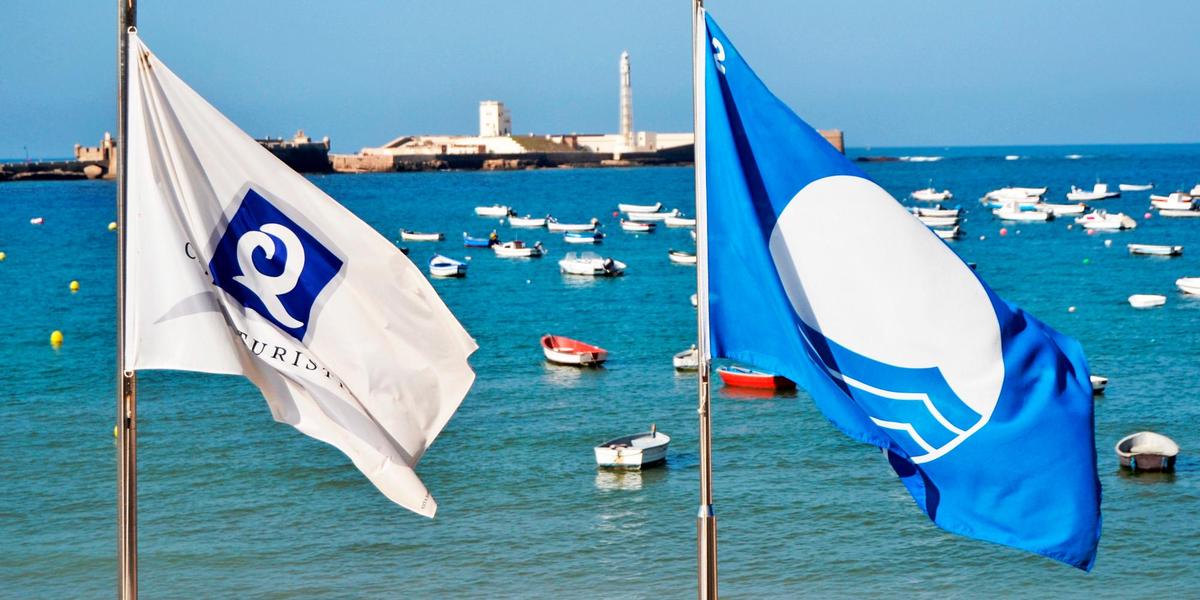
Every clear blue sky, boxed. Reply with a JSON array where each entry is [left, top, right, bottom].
[[3, 0, 1199, 157]]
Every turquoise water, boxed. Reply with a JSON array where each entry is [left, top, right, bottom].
[[2, 146, 1199, 597]]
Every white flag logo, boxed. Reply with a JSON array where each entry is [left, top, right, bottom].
[[123, 33, 476, 517]]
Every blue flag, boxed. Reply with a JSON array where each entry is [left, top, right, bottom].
[[698, 9, 1100, 569]]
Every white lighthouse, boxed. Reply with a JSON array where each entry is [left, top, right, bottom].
[[619, 51, 634, 150]]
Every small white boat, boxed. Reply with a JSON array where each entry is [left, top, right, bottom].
[[985, 187, 1046, 202], [911, 206, 960, 218], [625, 209, 681, 223], [1004, 155, 1021, 161], [594, 427, 670, 469], [620, 219, 655, 233], [1150, 192, 1193, 211], [994, 204, 1052, 221], [1090, 375, 1108, 395], [563, 231, 604, 245], [1119, 183, 1153, 192], [1115, 431, 1179, 472], [618, 202, 663, 214], [910, 188, 953, 202], [475, 204, 513, 217], [547, 217, 600, 232], [673, 346, 699, 371], [1127, 244, 1182, 257], [665, 215, 697, 228], [1128, 294, 1166, 308], [400, 229, 444, 242], [428, 254, 467, 278], [1066, 183, 1120, 202], [668, 249, 697, 265], [30, 217, 44, 225], [933, 226, 961, 240], [493, 240, 545, 258], [1034, 202, 1087, 216], [1175, 277, 1200, 295], [1158, 208, 1200, 218], [1076, 210, 1136, 230], [917, 215, 959, 227], [508, 214, 547, 228], [559, 252, 626, 276]]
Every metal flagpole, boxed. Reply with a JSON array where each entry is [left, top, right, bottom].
[[692, 1, 717, 598], [116, 0, 138, 598]]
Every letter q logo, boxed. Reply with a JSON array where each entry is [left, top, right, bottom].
[[209, 188, 343, 341]]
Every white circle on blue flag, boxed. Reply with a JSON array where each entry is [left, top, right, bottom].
[[768, 175, 1003, 463]]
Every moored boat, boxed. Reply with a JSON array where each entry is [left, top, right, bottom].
[[400, 229, 444, 242], [933, 226, 961, 240], [994, 204, 1052, 221], [716, 366, 796, 390], [673, 346, 699, 371], [620, 219, 655, 233], [463, 231, 497, 248], [1128, 294, 1166, 308], [594, 427, 670, 469], [1175, 277, 1200, 295], [428, 254, 467, 278], [492, 240, 545, 258], [1127, 244, 1182, 257], [625, 209, 681, 223], [1150, 192, 1193, 211], [541, 334, 607, 366], [1076, 210, 1136, 230], [475, 204, 513, 217], [618, 201, 663, 214], [547, 217, 600, 232], [1115, 431, 1179, 472], [917, 215, 959, 227], [563, 231, 604, 244], [559, 252, 626, 276], [1090, 375, 1108, 395], [910, 206, 960, 218], [508, 214, 548, 228], [1034, 202, 1087, 216], [984, 187, 1046, 202], [668, 249, 698, 265], [910, 188, 953, 202], [1119, 183, 1153, 192], [1158, 208, 1200, 218], [665, 215, 697, 228], [1066, 183, 1119, 202]]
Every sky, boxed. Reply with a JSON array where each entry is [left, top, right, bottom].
[[3, 0, 1199, 157]]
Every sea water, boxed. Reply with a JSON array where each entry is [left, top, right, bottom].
[[1, 145, 1198, 598]]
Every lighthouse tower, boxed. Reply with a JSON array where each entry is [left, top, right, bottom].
[[619, 51, 634, 150]]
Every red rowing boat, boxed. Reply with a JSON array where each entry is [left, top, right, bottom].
[[716, 366, 795, 390], [541, 334, 608, 366]]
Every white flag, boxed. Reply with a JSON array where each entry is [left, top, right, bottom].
[[123, 33, 476, 517]]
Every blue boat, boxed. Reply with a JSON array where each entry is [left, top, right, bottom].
[[463, 231, 498, 248]]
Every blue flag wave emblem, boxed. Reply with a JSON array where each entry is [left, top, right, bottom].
[[700, 9, 1101, 569]]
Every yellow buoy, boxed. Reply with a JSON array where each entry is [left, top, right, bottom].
[[0, 251, 6, 261], [69, 280, 80, 292], [108, 222, 117, 231], [114, 425, 119, 438], [50, 330, 63, 346]]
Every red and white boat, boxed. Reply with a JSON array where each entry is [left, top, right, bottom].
[[716, 366, 795, 390], [541, 334, 607, 366]]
